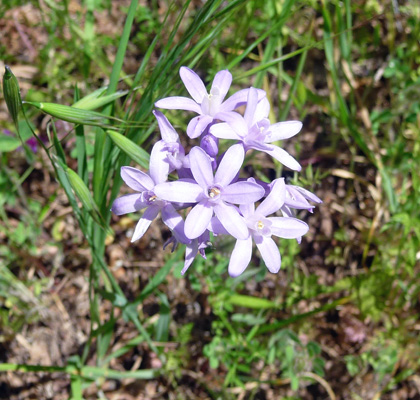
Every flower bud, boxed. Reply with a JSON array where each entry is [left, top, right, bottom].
[[2, 66, 22, 130], [200, 133, 218, 157]]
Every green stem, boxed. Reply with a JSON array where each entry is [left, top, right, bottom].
[[0, 363, 160, 380]]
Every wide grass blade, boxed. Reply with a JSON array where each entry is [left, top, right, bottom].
[[106, 130, 150, 170], [24, 101, 127, 130]]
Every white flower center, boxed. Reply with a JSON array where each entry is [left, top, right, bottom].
[[248, 215, 272, 237], [201, 87, 222, 116]]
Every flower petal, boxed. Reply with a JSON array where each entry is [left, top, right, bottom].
[[223, 181, 264, 204], [189, 146, 214, 188], [244, 87, 259, 127], [214, 202, 249, 240], [214, 144, 244, 186], [187, 114, 213, 139], [209, 122, 241, 140], [255, 235, 281, 273], [200, 133, 219, 157], [263, 146, 302, 171], [269, 217, 309, 239], [161, 203, 190, 244], [149, 140, 170, 184], [185, 202, 213, 239], [293, 185, 323, 204], [284, 186, 313, 209], [180, 66, 207, 103], [257, 178, 286, 217], [154, 96, 202, 114], [211, 69, 232, 101], [154, 181, 203, 203], [213, 111, 248, 136], [182, 239, 199, 274], [131, 205, 160, 242], [208, 216, 229, 235], [121, 166, 154, 191], [220, 88, 266, 112], [252, 96, 270, 124], [153, 110, 179, 142], [265, 121, 303, 142], [228, 236, 253, 277], [239, 202, 255, 218], [111, 193, 147, 215]]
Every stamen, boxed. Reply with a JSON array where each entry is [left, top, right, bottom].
[[257, 221, 264, 230], [208, 187, 220, 198]]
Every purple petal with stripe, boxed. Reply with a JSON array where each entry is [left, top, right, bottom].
[[257, 178, 286, 217], [131, 205, 160, 242], [244, 87, 259, 127], [154, 181, 203, 203], [187, 114, 213, 139], [189, 146, 214, 188], [213, 111, 248, 136], [222, 181, 264, 204], [220, 88, 266, 112], [239, 202, 255, 218], [255, 235, 281, 273], [263, 146, 301, 171], [228, 236, 253, 277], [149, 140, 170, 184], [214, 144, 244, 186], [182, 239, 199, 274], [210, 122, 241, 140], [269, 217, 309, 239], [211, 70, 232, 101], [161, 203, 190, 244], [179, 66, 207, 103], [252, 96, 270, 124], [111, 193, 147, 215], [208, 216, 229, 235], [214, 202, 249, 240], [153, 110, 179, 142], [185, 202, 213, 239], [155, 96, 202, 114], [121, 166, 154, 191], [293, 185, 322, 203], [265, 121, 302, 142]]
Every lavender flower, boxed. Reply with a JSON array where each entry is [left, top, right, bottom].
[[210, 87, 302, 171], [155, 67, 263, 139], [212, 179, 309, 276], [154, 144, 264, 240], [111, 163, 189, 244], [153, 110, 186, 172], [284, 184, 323, 211], [182, 230, 212, 275]]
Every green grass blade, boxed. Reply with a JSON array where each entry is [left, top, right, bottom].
[[74, 86, 88, 185], [226, 0, 296, 71], [279, 46, 308, 121], [73, 90, 128, 111], [106, 0, 138, 97], [106, 130, 150, 169]]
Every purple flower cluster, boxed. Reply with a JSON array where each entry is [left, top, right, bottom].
[[112, 67, 321, 277]]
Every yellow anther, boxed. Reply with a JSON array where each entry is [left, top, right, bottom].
[[257, 221, 264, 229], [208, 187, 220, 198]]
